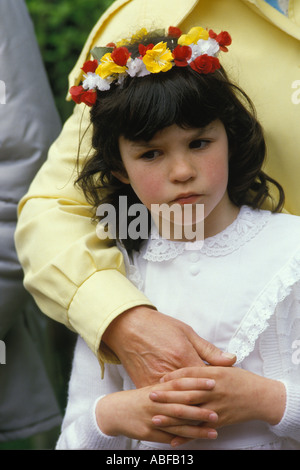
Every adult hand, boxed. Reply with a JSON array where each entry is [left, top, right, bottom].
[[102, 306, 236, 388]]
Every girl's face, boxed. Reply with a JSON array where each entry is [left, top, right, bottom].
[[116, 120, 239, 239]]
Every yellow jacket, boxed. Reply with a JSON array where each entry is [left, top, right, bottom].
[[15, 0, 300, 369]]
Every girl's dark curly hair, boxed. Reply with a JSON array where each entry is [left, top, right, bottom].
[[76, 33, 284, 252]]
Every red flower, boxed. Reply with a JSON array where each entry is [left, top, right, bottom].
[[69, 85, 84, 104], [106, 42, 116, 48], [81, 89, 97, 106], [69, 85, 97, 107], [81, 60, 98, 74], [209, 30, 232, 52], [111, 46, 131, 66], [172, 45, 192, 67], [138, 43, 154, 57], [190, 54, 220, 74], [168, 26, 182, 38]]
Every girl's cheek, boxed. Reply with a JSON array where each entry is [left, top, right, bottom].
[[205, 158, 229, 188], [137, 174, 164, 200]]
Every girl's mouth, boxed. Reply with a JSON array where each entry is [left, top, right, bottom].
[[172, 194, 202, 205]]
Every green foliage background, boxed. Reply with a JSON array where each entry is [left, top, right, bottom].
[[26, 0, 115, 122]]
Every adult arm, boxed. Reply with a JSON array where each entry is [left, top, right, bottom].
[[15, 102, 153, 364]]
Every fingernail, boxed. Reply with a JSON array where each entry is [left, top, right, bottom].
[[171, 440, 180, 448], [152, 417, 162, 425], [208, 413, 218, 422], [149, 392, 158, 400], [206, 379, 216, 388], [222, 352, 236, 360], [208, 430, 218, 439]]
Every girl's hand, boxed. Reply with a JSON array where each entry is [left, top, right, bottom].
[[95, 377, 218, 446], [151, 366, 286, 443]]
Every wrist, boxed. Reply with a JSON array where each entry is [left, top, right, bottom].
[[102, 305, 156, 358], [95, 395, 119, 437], [257, 377, 286, 425]]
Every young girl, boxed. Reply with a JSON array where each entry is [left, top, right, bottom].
[[56, 26, 300, 450]]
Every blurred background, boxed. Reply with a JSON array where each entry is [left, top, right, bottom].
[[26, 0, 115, 122]]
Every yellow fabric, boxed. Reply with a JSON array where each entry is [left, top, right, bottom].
[[292, 0, 300, 24], [15, 103, 153, 367], [16, 0, 300, 367]]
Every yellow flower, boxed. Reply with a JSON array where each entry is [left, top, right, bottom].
[[142, 42, 173, 73], [95, 53, 126, 79], [178, 27, 209, 46]]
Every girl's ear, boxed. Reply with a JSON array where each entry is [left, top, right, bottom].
[[111, 170, 130, 185]]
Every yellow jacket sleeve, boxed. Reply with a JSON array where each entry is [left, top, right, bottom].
[[15, 102, 154, 366], [15, 0, 300, 367]]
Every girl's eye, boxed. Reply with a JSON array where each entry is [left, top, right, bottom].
[[140, 150, 161, 160], [189, 139, 209, 150]]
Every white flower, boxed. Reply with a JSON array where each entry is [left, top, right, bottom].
[[82, 72, 112, 91], [189, 38, 220, 61], [126, 57, 151, 78]]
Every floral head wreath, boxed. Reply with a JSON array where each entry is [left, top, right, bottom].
[[70, 26, 232, 107]]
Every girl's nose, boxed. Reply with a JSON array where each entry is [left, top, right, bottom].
[[169, 155, 197, 182]]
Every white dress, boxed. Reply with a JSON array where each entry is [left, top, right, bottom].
[[56, 206, 300, 450]]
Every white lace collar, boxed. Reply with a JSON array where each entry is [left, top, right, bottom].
[[142, 206, 271, 262]]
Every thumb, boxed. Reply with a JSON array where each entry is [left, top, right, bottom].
[[189, 331, 236, 366]]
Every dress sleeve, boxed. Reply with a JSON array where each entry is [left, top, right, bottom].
[[15, 102, 154, 366], [262, 280, 300, 443], [55, 336, 132, 450], [270, 379, 300, 444]]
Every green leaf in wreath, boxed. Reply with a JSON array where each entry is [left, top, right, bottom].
[[91, 46, 114, 62]]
